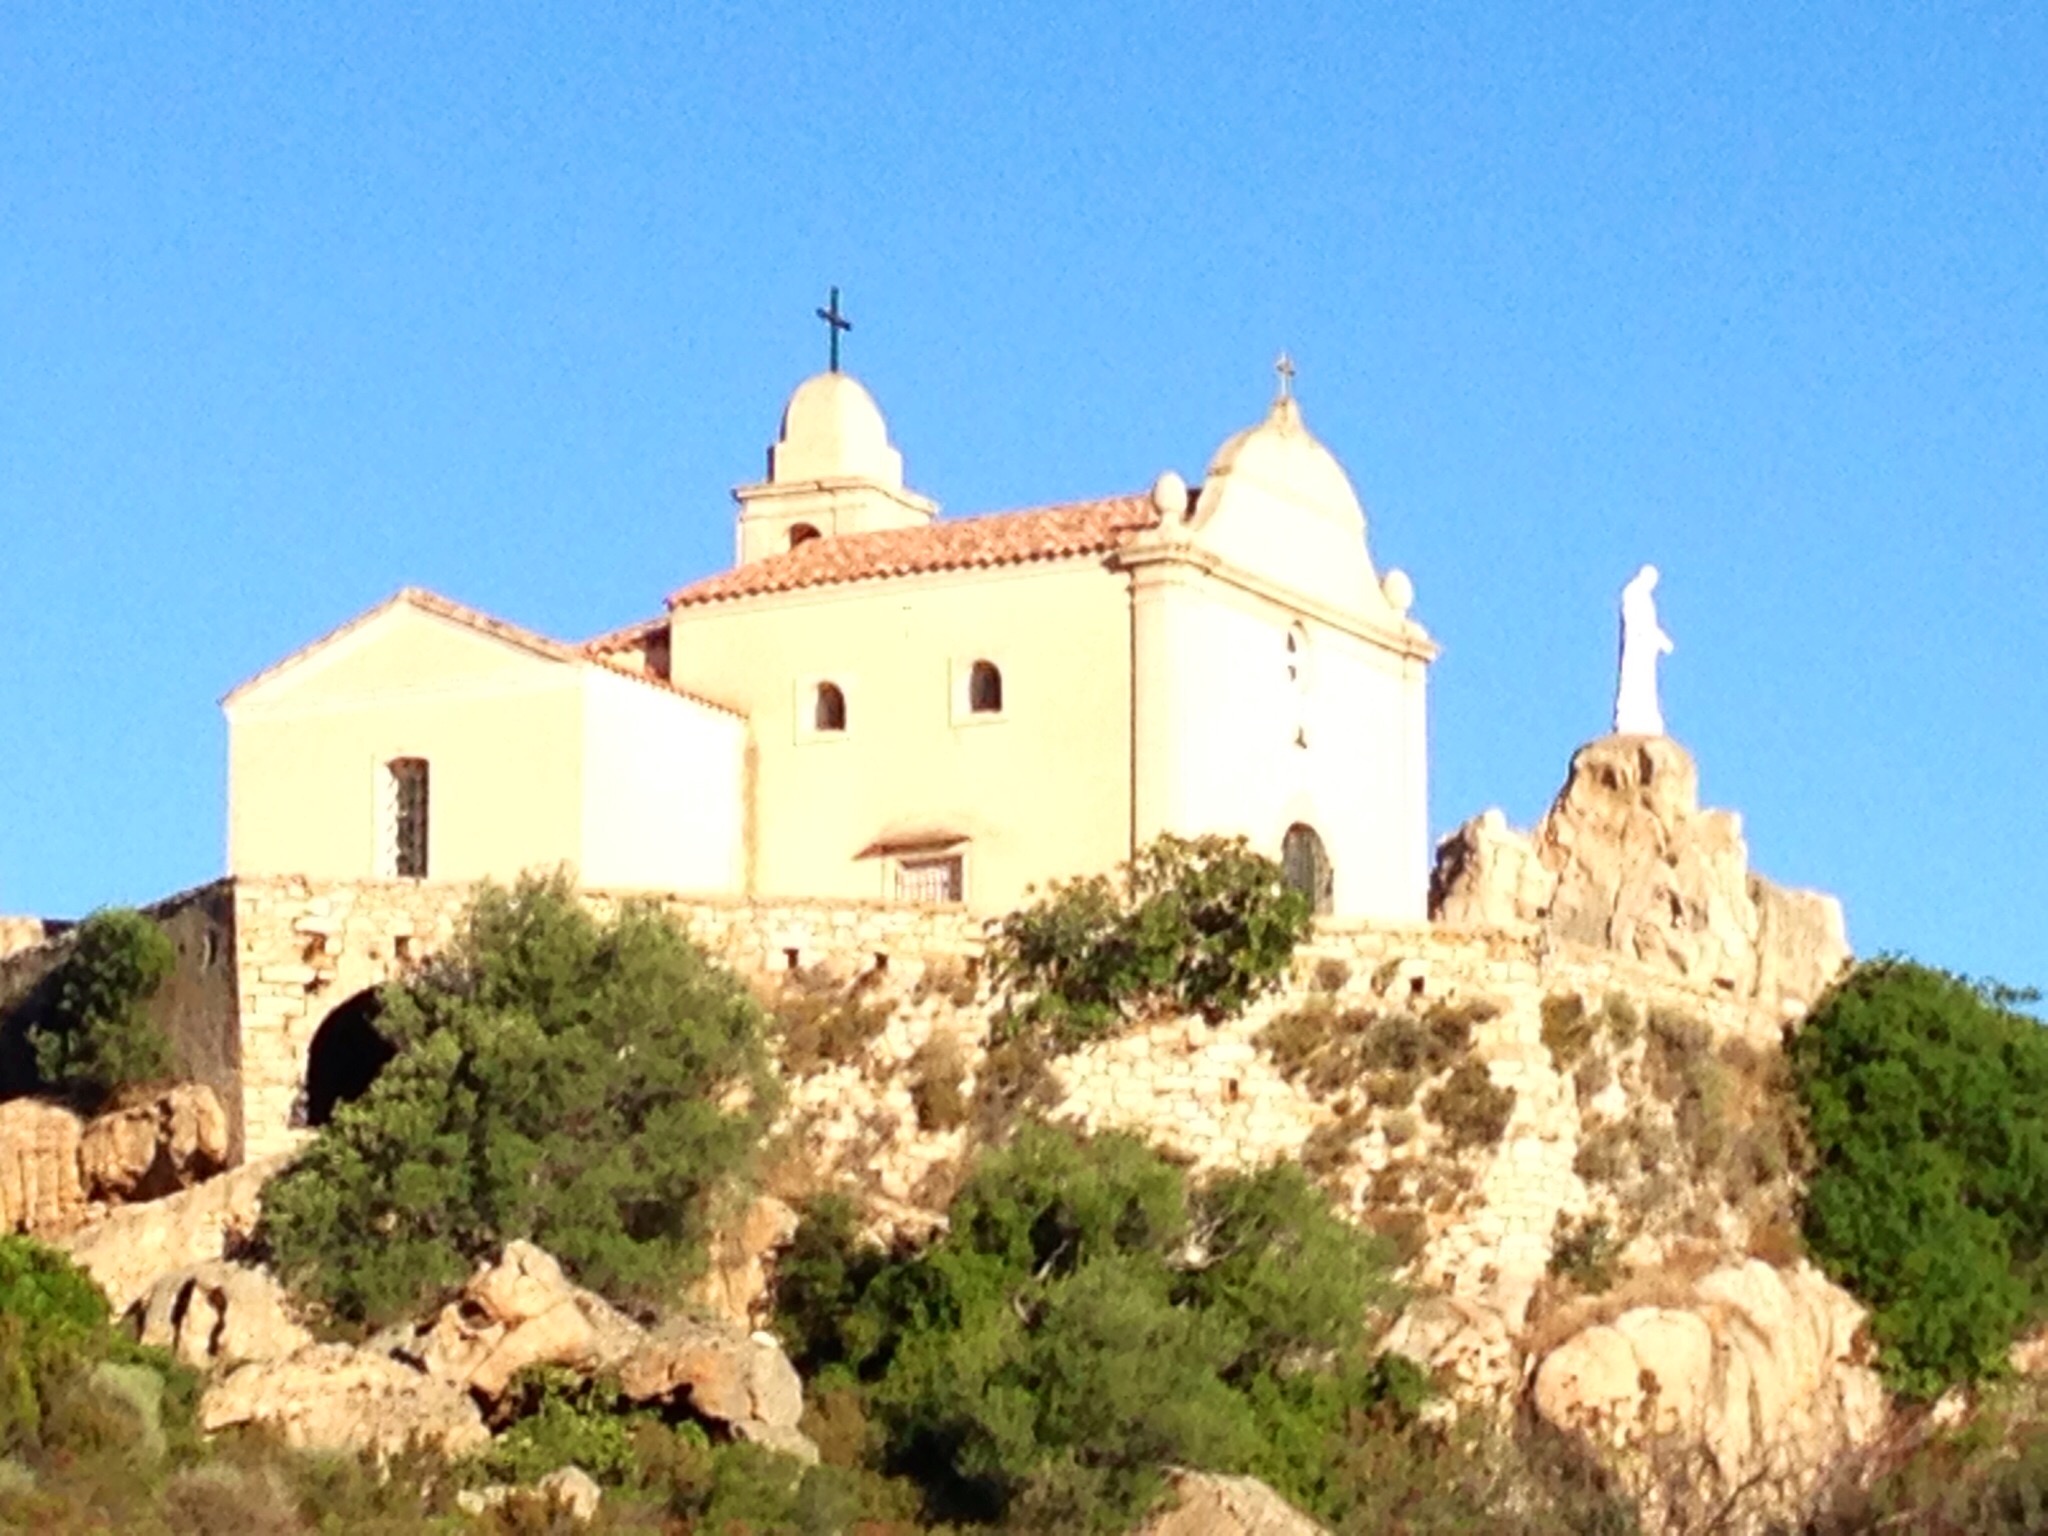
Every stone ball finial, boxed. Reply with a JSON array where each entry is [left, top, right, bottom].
[[1381, 568, 1415, 614], [1150, 470, 1189, 522]]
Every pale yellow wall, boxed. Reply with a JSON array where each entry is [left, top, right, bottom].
[[578, 668, 744, 891], [1133, 560, 1430, 921], [667, 561, 1132, 913], [227, 604, 744, 893]]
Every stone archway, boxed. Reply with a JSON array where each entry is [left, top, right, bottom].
[[302, 988, 397, 1127], [1282, 823, 1334, 916]]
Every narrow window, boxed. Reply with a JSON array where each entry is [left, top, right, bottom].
[[895, 855, 964, 904], [814, 682, 847, 732], [382, 758, 429, 878], [788, 522, 821, 549], [968, 660, 1003, 714], [1281, 822, 1332, 916]]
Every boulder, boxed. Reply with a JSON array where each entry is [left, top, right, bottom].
[[201, 1342, 489, 1459], [392, 1241, 643, 1400], [0, 1098, 86, 1236], [1134, 1469, 1329, 1536], [78, 1085, 229, 1204], [138, 1261, 313, 1370], [1532, 1260, 1885, 1530], [1430, 736, 1849, 1015], [688, 1194, 800, 1328], [56, 1152, 296, 1314], [457, 1465, 604, 1523], [618, 1317, 815, 1462]]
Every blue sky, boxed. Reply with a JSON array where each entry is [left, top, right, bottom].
[[3, 3, 2042, 988]]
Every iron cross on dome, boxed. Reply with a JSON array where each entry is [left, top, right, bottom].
[[815, 287, 852, 373]]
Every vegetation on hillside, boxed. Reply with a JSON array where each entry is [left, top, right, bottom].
[[23, 907, 177, 1109], [1793, 958, 2048, 1398], [991, 833, 1311, 1046], [772, 1124, 1633, 1535], [260, 874, 776, 1328]]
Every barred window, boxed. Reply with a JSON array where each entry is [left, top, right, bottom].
[[895, 854, 963, 904], [382, 758, 429, 879]]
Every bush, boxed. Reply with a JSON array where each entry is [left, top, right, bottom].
[[27, 909, 176, 1108], [259, 874, 776, 1328], [1424, 1060, 1516, 1150], [1792, 958, 2048, 1398], [992, 834, 1311, 1045], [775, 1125, 1399, 1532]]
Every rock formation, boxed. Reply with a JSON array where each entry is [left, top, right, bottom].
[[200, 1341, 490, 1459], [385, 1240, 642, 1400], [57, 1151, 295, 1313], [1532, 1259, 1885, 1529], [619, 1316, 817, 1463], [78, 1084, 229, 1203], [1431, 736, 1849, 1015], [1134, 1470, 1329, 1536], [138, 1260, 313, 1370], [687, 1193, 801, 1328], [1, 1084, 233, 1239], [0, 1097, 86, 1234]]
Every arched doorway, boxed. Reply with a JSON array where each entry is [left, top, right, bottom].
[[302, 989, 397, 1127], [1282, 824, 1333, 916]]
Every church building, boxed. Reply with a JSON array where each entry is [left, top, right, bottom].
[[222, 356, 1437, 920]]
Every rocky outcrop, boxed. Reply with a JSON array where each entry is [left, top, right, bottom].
[[78, 1085, 230, 1203], [56, 1152, 295, 1313], [687, 1194, 800, 1328], [2, 1085, 234, 1238], [619, 1317, 816, 1463], [200, 1342, 489, 1459], [1431, 736, 1849, 1015], [389, 1240, 643, 1400], [138, 1261, 312, 1370], [0, 1098, 87, 1234], [1134, 1470, 1329, 1536], [1532, 1260, 1885, 1530]]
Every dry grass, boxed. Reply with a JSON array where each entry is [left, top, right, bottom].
[[1522, 1244, 1724, 1357]]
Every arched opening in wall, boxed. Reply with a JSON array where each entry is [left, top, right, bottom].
[[814, 682, 847, 732], [967, 660, 1003, 714], [1282, 823, 1334, 917], [303, 989, 398, 1127], [788, 522, 821, 549]]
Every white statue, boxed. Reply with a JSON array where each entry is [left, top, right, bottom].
[[1614, 564, 1673, 735]]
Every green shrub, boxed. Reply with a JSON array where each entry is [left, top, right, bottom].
[[1424, 1060, 1516, 1150], [775, 1125, 1398, 1532], [27, 909, 176, 1108], [259, 874, 776, 1329], [993, 834, 1311, 1045], [1540, 994, 1594, 1068], [479, 1367, 639, 1487], [907, 1036, 969, 1132], [1550, 1216, 1620, 1294], [1792, 958, 2048, 1398]]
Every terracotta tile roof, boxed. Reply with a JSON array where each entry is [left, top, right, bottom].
[[666, 493, 1161, 609], [583, 614, 668, 656]]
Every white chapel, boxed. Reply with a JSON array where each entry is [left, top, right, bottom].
[[222, 358, 1437, 919]]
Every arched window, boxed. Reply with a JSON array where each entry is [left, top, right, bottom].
[[788, 522, 821, 549], [1282, 823, 1333, 916], [814, 682, 847, 732], [968, 660, 1003, 714]]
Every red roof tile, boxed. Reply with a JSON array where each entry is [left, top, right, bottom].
[[666, 493, 1161, 609]]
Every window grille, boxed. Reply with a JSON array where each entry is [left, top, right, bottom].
[[895, 855, 963, 904], [382, 758, 430, 878]]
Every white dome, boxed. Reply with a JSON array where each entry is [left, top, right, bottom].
[[1197, 396, 1366, 534], [769, 371, 904, 487]]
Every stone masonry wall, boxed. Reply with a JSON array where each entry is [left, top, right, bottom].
[[231, 877, 987, 1159]]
